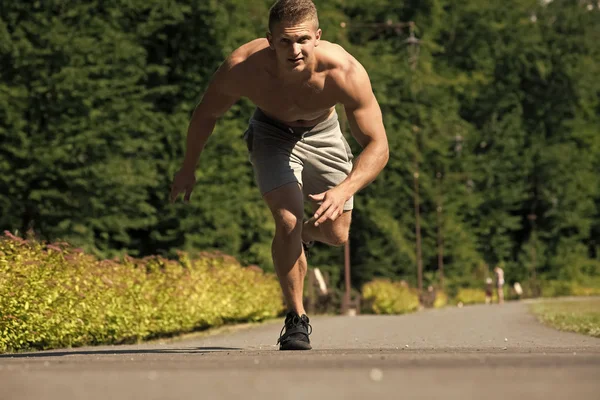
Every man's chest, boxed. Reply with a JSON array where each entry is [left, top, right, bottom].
[[245, 76, 338, 122]]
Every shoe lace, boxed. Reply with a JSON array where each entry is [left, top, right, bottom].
[[277, 314, 312, 344]]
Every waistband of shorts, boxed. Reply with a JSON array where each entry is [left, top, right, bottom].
[[250, 107, 339, 137]]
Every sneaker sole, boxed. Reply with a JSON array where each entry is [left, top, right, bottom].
[[279, 341, 312, 351]]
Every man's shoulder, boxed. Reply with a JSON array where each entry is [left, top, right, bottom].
[[319, 41, 365, 84], [214, 39, 269, 95], [319, 41, 369, 100], [318, 41, 353, 71], [207, 39, 268, 97], [227, 38, 270, 67]]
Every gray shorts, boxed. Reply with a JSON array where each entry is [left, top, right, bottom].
[[243, 108, 354, 210]]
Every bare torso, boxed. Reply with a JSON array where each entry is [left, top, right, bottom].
[[233, 39, 351, 127]]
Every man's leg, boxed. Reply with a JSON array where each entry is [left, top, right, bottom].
[[263, 182, 314, 351], [497, 286, 504, 304], [302, 206, 352, 247], [263, 182, 307, 315]]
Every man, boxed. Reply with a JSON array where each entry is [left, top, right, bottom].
[[170, 0, 389, 350], [494, 265, 505, 304]]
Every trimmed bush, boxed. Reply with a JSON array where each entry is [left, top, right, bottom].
[[433, 290, 448, 308], [541, 280, 600, 298], [361, 279, 420, 315], [454, 288, 487, 305], [0, 232, 284, 353]]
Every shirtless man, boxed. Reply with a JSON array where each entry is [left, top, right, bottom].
[[170, 0, 389, 350]]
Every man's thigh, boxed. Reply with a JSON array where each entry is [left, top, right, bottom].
[[263, 182, 305, 226], [247, 129, 303, 197]]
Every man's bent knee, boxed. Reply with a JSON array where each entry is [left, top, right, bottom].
[[319, 212, 351, 246], [325, 230, 349, 247]]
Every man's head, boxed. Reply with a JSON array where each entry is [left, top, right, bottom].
[[268, 0, 319, 33], [267, 0, 321, 73]]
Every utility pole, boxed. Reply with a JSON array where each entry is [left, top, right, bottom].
[[339, 107, 352, 314], [414, 166, 423, 294], [407, 23, 423, 296], [340, 18, 421, 298], [344, 236, 351, 313], [436, 172, 444, 289], [528, 213, 538, 297]]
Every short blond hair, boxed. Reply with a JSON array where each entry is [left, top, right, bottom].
[[268, 0, 319, 32]]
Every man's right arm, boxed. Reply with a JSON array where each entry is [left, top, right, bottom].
[[180, 55, 244, 171]]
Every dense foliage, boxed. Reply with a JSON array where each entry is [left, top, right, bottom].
[[1, 0, 599, 292]]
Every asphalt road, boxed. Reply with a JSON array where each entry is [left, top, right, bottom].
[[1, 301, 599, 400]]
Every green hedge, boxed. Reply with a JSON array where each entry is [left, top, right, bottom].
[[433, 290, 448, 308], [540, 280, 600, 298], [454, 288, 488, 305], [0, 233, 284, 353], [361, 279, 420, 315]]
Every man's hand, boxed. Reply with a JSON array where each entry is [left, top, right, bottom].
[[170, 168, 196, 203], [308, 186, 350, 227]]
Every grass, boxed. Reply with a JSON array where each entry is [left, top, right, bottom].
[[529, 298, 600, 338]]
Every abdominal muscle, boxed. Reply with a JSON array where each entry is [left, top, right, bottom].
[[256, 106, 336, 127]]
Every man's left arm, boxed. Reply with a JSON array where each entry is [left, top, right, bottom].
[[310, 59, 389, 225]]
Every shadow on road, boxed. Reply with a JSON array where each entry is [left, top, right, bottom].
[[0, 347, 242, 358]]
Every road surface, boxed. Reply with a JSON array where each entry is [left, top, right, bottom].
[[1, 301, 599, 399]]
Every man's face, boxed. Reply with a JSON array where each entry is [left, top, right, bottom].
[[268, 19, 321, 72]]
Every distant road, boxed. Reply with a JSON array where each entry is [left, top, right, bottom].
[[2, 301, 599, 400]]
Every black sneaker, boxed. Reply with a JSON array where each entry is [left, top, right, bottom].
[[277, 311, 312, 350]]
